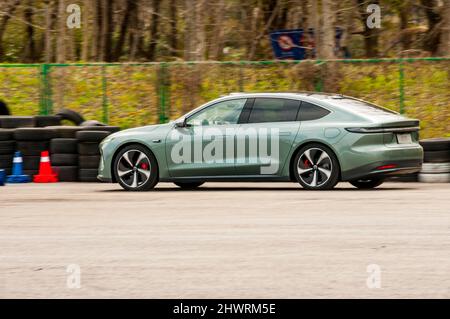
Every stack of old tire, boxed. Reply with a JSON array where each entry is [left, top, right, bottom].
[[76, 127, 119, 182], [50, 136, 79, 181], [0, 129, 15, 175], [14, 128, 57, 176], [419, 138, 450, 183]]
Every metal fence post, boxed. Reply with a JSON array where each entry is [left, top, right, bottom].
[[39, 64, 52, 115], [314, 60, 324, 92], [158, 63, 169, 123], [101, 65, 109, 124], [398, 61, 405, 114], [238, 62, 244, 92]]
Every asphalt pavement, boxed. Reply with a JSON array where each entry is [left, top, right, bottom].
[[0, 182, 449, 298]]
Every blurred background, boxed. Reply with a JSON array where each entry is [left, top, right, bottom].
[[0, 0, 448, 137]]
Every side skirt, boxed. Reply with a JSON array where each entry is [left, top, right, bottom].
[[160, 175, 292, 183]]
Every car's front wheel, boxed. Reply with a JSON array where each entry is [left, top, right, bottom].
[[293, 144, 340, 190], [174, 182, 204, 189], [113, 144, 158, 191], [349, 178, 384, 189]]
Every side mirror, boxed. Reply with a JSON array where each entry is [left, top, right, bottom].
[[175, 118, 187, 128]]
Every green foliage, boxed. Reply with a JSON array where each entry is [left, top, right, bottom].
[[0, 61, 448, 138]]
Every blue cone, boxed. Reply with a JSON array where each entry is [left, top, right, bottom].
[[0, 169, 5, 186], [6, 151, 31, 183]]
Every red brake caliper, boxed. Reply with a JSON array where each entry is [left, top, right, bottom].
[[304, 159, 310, 167], [140, 162, 149, 170]]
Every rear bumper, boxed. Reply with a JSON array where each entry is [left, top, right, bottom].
[[341, 159, 422, 181]]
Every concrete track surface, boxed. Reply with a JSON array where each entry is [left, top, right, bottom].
[[0, 182, 449, 298]]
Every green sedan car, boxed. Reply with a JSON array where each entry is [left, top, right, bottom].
[[98, 92, 423, 191]]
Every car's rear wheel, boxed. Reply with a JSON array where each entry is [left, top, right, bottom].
[[174, 182, 204, 189], [349, 178, 384, 189], [113, 144, 158, 191], [293, 144, 340, 190]]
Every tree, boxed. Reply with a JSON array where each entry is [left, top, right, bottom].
[[438, 0, 450, 56], [114, 0, 136, 61], [321, 0, 335, 59], [0, 0, 21, 60], [147, 0, 161, 61], [22, 0, 36, 62], [56, 0, 66, 63]]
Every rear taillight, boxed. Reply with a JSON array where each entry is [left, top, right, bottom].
[[346, 127, 419, 134]]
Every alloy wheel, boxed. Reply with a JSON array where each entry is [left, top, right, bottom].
[[297, 147, 333, 188], [116, 150, 151, 188]]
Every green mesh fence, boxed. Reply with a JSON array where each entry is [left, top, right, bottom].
[[0, 58, 448, 138]]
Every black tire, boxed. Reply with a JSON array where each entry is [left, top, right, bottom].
[[174, 181, 205, 189], [423, 150, 450, 163], [78, 168, 99, 182], [79, 120, 106, 127], [0, 140, 15, 155], [0, 153, 14, 167], [53, 166, 78, 181], [350, 178, 384, 189], [78, 142, 100, 155], [79, 155, 100, 169], [0, 154, 13, 168], [50, 138, 77, 154], [420, 138, 450, 152], [292, 143, 340, 190], [51, 153, 78, 166], [23, 155, 41, 170], [34, 115, 61, 127], [0, 129, 14, 140], [81, 126, 120, 133], [0, 116, 34, 128], [113, 144, 158, 191], [55, 109, 85, 125], [76, 130, 111, 142], [16, 141, 49, 156], [14, 128, 56, 141], [45, 126, 84, 138]]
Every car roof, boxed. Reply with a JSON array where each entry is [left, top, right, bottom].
[[222, 92, 397, 115], [224, 92, 345, 103]]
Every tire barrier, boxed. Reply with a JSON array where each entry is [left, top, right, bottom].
[[419, 138, 450, 183], [0, 116, 34, 128], [49, 138, 78, 182], [55, 109, 85, 126], [34, 115, 61, 127], [77, 130, 112, 182], [0, 129, 15, 175]]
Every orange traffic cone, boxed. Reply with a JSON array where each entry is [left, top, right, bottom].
[[33, 151, 58, 183]]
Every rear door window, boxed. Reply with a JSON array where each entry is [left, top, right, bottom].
[[247, 98, 300, 123]]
